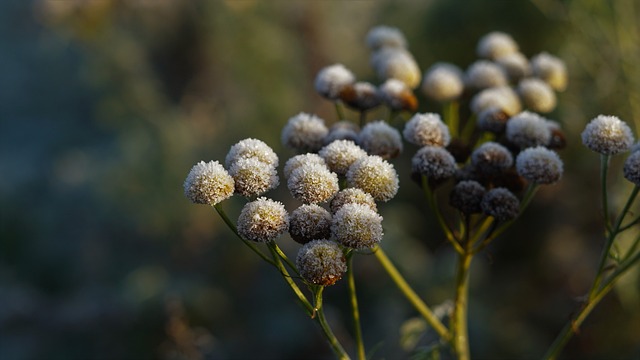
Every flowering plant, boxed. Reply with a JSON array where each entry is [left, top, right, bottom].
[[183, 27, 640, 359]]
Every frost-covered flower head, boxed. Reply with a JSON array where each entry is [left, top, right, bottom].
[[281, 113, 329, 153], [481, 187, 520, 221], [340, 81, 382, 112], [379, 78, 418, 112], [623, 151, 640, 185], [516, 146, 563, 184], [324, 121, 360, 144], [225, 138, 279, 168], [506, 111, 552, 149], [288, 163, 339, 204], [531, 52, 568, 92], [289, 204, 332, 244], [229, 157, 279, 197], [366, 25, 407, 51], [314, 64, 355, 100], [495, 52, 531, 82], [403, 112, 451, 147], [465, 60, 508, 90], [184, 161, 235, 205], [471, 142, 514, 175], [330, 187, 377, 214], [450, 180, 486, 214], [283, 153, 326, 180], [332, 203, 383, 249], [358, 120, 403, 159], [411, 146, 457, 181], [477, 107, 510, 133], [237, 197, 289, 242], [581, 115, 634, 155], [518, 78, 557, 113], [371, 48, 421, 89], [421, 63, 464, 102], [471, 86, 522, 116], [347, 155, 399, 202], [319, 140, 367, 175], [296, 239, 347, 286], [477, 31, 519, 60]]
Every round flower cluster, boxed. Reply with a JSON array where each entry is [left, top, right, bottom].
[[237, 197, 289, 242], [226, 139, 280, 197], [581, 115, 634, 155], [289, 204, 332, 244], [296, 239, 347, 286], [183, 160, 235, 206], [403, 113, 451, 147], [347, 155, 399, 202], [319, 140, 367, 175], [287, 163, 339, 204], [358, 121, 403, 159], [314, 64, 355, 101], [332, 203, 384, 249], [282, 113, 329, 153]]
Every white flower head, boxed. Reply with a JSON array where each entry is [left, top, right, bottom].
[[531, 52, 568, 92], [237, 197, 289, 242], [518, 78, 557, 113], [366, 25, 407, 51], [283, 153, 326, 180], [421, 63, 464, 102], [516, 146, 563, 184], [371, 48, 421, 89], [229, 157, 279, 197], [314, 64, 355, 100], [471, 86, 522, 116], [477, 31, 519, 60], [403, 112, 451, 147], [288, 163, 339, 204], [495, 52, 531, 82], [332, 203, 383, 249], [184, 161, 235, 205], [358, 120, 403, 159], [581, 115, 634, 155], [319, 140, 367, 175], [347, 155, 399, 202], [411, 146, 457, 180], [296, 239, 347, 286], [289, 204, 332, 244], [465, 60, 508, 90], [225, 138, 278, 168], [282, 112, 329, 153], [506, 111, 552, 149]]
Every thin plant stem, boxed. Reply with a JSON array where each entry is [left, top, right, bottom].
[[347, 254, 366, 360], [422, 175, 463, 254], [622, 232, 640, 262], [313, 286, 352, 360], [443, 101, 460, 138], [266, 242, 314, 316], [359, 111, 367, 128], [601, 154, 611, 232], [272, 242, 300, 276], [213, 203, 274, 265], [335, 102, 346, 121], [451, 250, 472, 360], [373, 246, 450, 340]]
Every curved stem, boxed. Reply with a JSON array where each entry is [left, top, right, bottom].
[[313, 286, 352, 360], [266, 242, 314, 316], [347, 254, 366, 360], [422, 175, 463, 254], [272, 242, 300, 276], [373, 246, 450, 340], [451, 242, 473, 360], [334, 102, 346, 121]]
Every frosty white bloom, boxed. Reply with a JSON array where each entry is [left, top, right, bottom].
[[332, 203, 383, 249], [324, 121, 360, 145], [471, 142, 514, 175], [296, 239, 347, 286], [283, 153, 326, 180], [237, 197, 289, 242], [518, 78, 557, 113], [531, 52, 568, 92], [371, 47, 421, 89], [421, 63, 464, 102], [347, 155, 399, 202], [289, 204, 332, 244], [358, 120, 403, 159], [471, 86, 522, 116], [379, 78, 418, 112], [506, 111, 552, 149], [281, 113, 329, 153], [184, 160, 235, 205], [314, 64, 355, 100], [319, 140, 367, 175], [481, 187, 520, 221], [340, 81, 382, 112], [449, 180, 486, 214], [225, 138, 279, 168], [288, 163, 339, 204], [581, 115, 634, 155], [330, 188, 377, 214], [411, 146, 457, 180], [516, 146, 563, 184], [229, 157, 279, 197], [477, 107, 510, 133], [366, 25, 407, 51], [477, 31, 519, 60], [495, 52, 531, 82], [624, 151, 640, 185], [465, 60, 508, 90], [403, 112, 451, 147]]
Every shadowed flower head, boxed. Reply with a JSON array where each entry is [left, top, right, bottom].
[[518, 78, 556, 113], [319, 140, 367, 175], [366, 25, 407, 51], [624, 150, 640, 185], [288, 163, 339, 204], [184, 161, 235, 206], [339, 81, 382, 112], [516, 146, 563, 184], [477, 31, 519, 60], [296, 239, 347, 286], [358, 120, 403, 159], [495, 52, 531, 82], [371, 48, 421, 89], [411, 146, 457, 181], [403, 112, 451, 147], [289, 204, 332, 244], [465, 60, 508, 90], [229, 157, 279, 197], [421, 63, 464, 102], [237, 197, 289, 242], [581, 115, 634, 155], [332, 203, 383, 249], [379, 78, 418, 112], [481, 187, 520, 221], [330, 188, 377, 214], [283, 153, 326, 180], [477, 107, 510, 133], [506, 111, 552, 149], [450, 180, 486, 214], [225, 138, 279, 168], [347, 155, 399, 201], [471, 142, 513, 175], [471, 86, 522, 116], [282, 113, 329, 153], [314, 64, 355, 100], [324, 121, 360, 145], [531, 52, 567, 92]]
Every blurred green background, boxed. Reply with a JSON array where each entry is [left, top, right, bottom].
[[1, 0, 639, 359]]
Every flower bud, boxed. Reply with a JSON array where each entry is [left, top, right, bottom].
[[471, 142, 513, 175], [506, 111, 551, 149], [403, 112, 451, 147], [516, 146, 563, 185], [477, 31, 519, 60], [288, 163, 339, 204], [319, 140, 367, 175], [330, 188, 377, 214], [283, 153, 326, 180], [314, 64, 355, 100], [229, 157, 279, 197], [411, 146, 457, 181], [450, 180, 486, 214], [481, 188, 520, 221], [421, 63, 464, 102], [465, 60, 508, 90], [518, 78, 556, 113], [225, 138, 279, 169], [531, 52, 567, 92]]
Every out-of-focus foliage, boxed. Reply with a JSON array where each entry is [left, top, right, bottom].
[[0, 0, 638, 359]]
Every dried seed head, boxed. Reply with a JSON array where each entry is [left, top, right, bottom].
[[371, 48, 421, 89], [531, 52, 568, 92], [471, 86, 522, 116], [283, 153, 326, 180], [450, 180, 486, 214], [518, 78, 557, 113], [184, 161, 235, 205], [358, 120, 403, 159], [624, 150, 640, 185], [229, 157, 279, 197], [411, 146, 458, 180], [237, 197, 289, 242], [495, 52, 531, 82], [319, 140, 368, 175], [481, 187, 520, 221], [314, 64, 356, 100], [332, 203, 384, 249], [465, 60, 508, 90], [282, 113, 329, 153], [330, 188, 377, 214], [471, 142, 514, 175], [581, 115, 634, 155], [296, 239, 347, 286], [340, 82, 382, 112], [379, 78, 418, 112], [403, 112, 451, 147], [506, 111, 552, 149], [477, 31, 519, 60], [516, 146, 563, 184], [347, 155, 399, 202], [287, 163, 339, 204], [366, 25, 407, 51], [225, 138, 279, 169], [289, 204, 332, 244], [421, 63, 464, 102]]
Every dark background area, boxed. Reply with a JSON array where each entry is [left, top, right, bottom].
[[1, 0, 639, 359]]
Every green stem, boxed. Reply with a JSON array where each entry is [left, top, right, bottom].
[[422, 175, 463, 254], [443, 101, 460, 138], [373, 246, 450, 340], [451, 245, 473, 360], [266, 242, 314, 316], [335, 102, 346, 121], [601, 154, 611, 232], [359, 110, 367, 128], [622, 232, 640, 262], [272, 242, 300, 276], [347, 254, 366, 360], [314, 286, 352, 360]]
